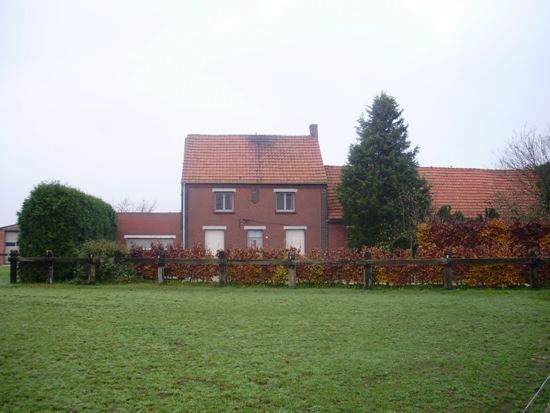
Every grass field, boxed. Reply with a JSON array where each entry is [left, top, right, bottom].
[[0, 265, 549, 412]]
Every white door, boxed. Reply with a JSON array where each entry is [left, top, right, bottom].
[[285, 230, 305, 253], [5, 232, 19, 257], [205, 230, 225, 254]]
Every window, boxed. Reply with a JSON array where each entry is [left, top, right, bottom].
[[276, 192, 295, 212], [5, 242, 16, 247], [204, 227, 226, 253], [124, 235, 176, 250], [247, 230, 263, 248], [285, 227, 305, 253], [215, 192, 234, 212]]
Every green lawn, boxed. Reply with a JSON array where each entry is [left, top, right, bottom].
[[0, 266, 549, 412]]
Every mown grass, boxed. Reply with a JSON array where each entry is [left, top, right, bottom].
[[0, 266, 549, 412]]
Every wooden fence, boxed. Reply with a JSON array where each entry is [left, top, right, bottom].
[[6, 249, 547, 289]]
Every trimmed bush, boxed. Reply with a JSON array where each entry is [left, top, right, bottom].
[[18, 182, 116, 281], [74, 240, 135, 283]]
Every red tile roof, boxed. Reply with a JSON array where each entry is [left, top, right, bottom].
[[325, 166, 344, 220], [182, 134, 327, 184], [418, 167, 537, 217], [325, 166, 538, 220]]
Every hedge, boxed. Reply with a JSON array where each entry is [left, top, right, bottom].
[[127, 220, 548, 287], [17, 182, 116, 281]]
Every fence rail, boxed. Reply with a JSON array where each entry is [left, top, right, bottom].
[[6, 250, 548, 289]]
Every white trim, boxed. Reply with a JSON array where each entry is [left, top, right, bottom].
[[244, 226, 266, 230], [124, 235, 176, 239], [212, 188, 236, 192], [273, 188, 297, 193], [283, 226, 307, 230], [202, 226, 227, 230]]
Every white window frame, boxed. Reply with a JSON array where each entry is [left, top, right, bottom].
[[246, 229, 264, 249], [275, 191, 296, 212], [123, 235, 177, 239], [123, 235, 176, 250], [213, 190, 234, 212], [203, 227, 226, 253], [284, 228, 305, 252]]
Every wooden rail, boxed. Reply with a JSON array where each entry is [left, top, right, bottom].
[[6, 250, 547, 289]]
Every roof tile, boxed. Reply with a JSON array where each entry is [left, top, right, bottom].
[[182, 134, 327, 184], [325, 166, 538, 220]]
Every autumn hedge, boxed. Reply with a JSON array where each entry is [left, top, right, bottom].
[[125, 220, 548, 287]]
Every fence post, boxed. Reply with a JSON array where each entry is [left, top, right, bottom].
[[287, 252, 296, 288], [217, 250, 227, 287], [528, 249, 539, 289], [87, 254, 96, 285], [114, 250, 122, 264], [46, 250, 54, 284], [8, 250, 18, 284], [157, 252, 166, 285], [363, 253, 373, 289], [443, 252, 453, 289]]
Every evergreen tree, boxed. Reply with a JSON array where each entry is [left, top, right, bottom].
[[337, 93, 431, 248]]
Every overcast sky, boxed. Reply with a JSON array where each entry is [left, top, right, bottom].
[[1, 0, 549, 226]]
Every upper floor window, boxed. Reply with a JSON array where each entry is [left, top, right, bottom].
[[215, 192, 234, 212], [275, 190, 295, 212], [212, 188, 235, 212]]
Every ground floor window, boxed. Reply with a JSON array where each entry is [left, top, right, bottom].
[[284, 226, 306, 253], [124, 235, 176, 250], [203, 226, 226, 254], [247, 230, 263, 248]]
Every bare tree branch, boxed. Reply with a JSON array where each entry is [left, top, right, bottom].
[[497, 125, 550, 219], [114, 198, 157, 213]]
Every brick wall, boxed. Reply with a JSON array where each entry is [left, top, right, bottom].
[[328, 222, 348, 250], [116, 213, 182, 245], [185, 184, 326, 253]]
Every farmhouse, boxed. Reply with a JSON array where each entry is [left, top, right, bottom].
[[116, 124, 537, 252]]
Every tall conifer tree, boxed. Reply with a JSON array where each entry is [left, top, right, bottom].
[[337, 93, 431, 248]]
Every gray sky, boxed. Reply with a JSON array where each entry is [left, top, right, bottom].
[[1, 0, 549, 226]]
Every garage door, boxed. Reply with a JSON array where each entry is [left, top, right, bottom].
[[205, 230, 225, 254], [285, 229, 305, 253]]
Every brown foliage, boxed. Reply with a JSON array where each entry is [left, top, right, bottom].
[[127, 221, 548, 287]]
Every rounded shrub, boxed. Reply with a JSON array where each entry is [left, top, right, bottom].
[[17, 182, 117, 281], [73, 240, 135, 283]]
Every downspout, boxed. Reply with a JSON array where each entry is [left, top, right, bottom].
[[181, 182, 186, 248]]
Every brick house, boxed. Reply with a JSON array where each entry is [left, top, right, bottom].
[[181, 125, 329, 253], [116, 124, 538, 252]]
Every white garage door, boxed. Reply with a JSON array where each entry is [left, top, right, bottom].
[[285, 229, 305, 253], [205, 230, 225, 254]]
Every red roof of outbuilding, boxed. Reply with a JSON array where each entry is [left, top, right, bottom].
[[417, 167, 537, 217], [324, 166, 538, 220], [182, 134, 327, 184]]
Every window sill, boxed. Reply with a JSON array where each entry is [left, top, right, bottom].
[[214, 210, 235, 214], [276, 210, 296, 214]]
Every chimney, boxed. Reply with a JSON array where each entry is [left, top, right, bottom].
[[309, 124, 318, 138]]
